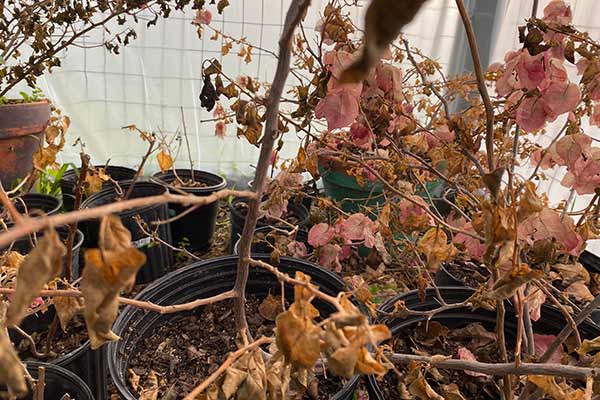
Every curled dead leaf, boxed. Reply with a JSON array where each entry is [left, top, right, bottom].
[[54, 295, 84, 331], [6, 229, 66, 327], [81, 215, 146, 349], [417, 228, 458, 271], [258, 294, 283, 322], [157, 149, 174, 172], [528, 375, 585, 400], [482, 264, 542, 302], [0, 302, 27, 398]]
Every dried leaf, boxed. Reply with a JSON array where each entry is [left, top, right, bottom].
[[565, 281, 594, 302], [456, 347, 488, 377], [518, 181, 544, 221], [139, 370, 158, 400], [258, 294, 283, 322], [417, 228, 458, 271], [157, 149, 173, 172], [275, 272, 320, 369], [6, 229, 65, 327], [221, 348, 266, 400], [81, 216, 146, 349], [407, 362, 445, 400], [265, 352, 291, 400], [577, 336, 600, 355], [483, 264, 542, 302], [275, 309, 320, 369], [54, 295, 84, 331], [528, 375, 585, 400], [0, 302, 27, 397], [440, 384, 467, 400]]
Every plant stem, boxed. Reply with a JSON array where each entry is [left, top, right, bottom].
[[232, 0, 313, 338], [0, 189, 254, 250], [455, 0, 495, 171], [64, 153, 89, 282], [124, 137, 156, 200], [387, 353, 600, 379], [34, 366, 45, 400], [180, 107, 195, 183]]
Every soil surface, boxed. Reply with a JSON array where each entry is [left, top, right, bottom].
[[443, 260, 490, 288], [377, 320, 507, 399], [15, 313, 88, 362], [127, 295, 345, 400]]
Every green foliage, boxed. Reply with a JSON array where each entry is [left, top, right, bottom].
[[36, 163, 72, 197], [175, 237, 191, 263], [18, 87, 44, 103]]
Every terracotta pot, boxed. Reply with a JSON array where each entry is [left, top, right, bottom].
[[0, 101, 51, 188]]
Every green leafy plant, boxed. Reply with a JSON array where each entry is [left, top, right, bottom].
[[36, 163, 72, 197]]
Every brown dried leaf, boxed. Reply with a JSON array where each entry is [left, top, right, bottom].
[[440, 384, 467, 400], [518, 181, 544, 221], [81, 216, 146, 349], [0, 302, 27, 397], [6, 229, 65, 327], [156, 149, 173, 172], [139, 370, 158, 400], [528, 375, 585, 400], [258, 294, 283, 322], [576, 336, 600, 355], [54, 295, 84, 331], [565, 282, 595, 302], [224, 349, 267, 400], [275, 309, 320, 369], [85, 171, 104, 196], [265, 352, 291, 400], [552, 263, 590, 286], [483, 264, 542, 302], [417, 228, 457, 271], [406, 362, 445, 400]]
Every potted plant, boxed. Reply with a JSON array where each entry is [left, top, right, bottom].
[[0, 0, 205, 190]]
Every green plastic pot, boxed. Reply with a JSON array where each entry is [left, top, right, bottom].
[[318, 162, 385, 215]]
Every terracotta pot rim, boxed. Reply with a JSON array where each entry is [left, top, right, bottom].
[[0, 99, 51, 109], [0, 100, 51, 139]]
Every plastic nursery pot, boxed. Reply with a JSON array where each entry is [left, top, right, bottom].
[[366, 287, 600, 399], [578, 250, 600, 324], [108, 255, 361, 400], [60, 165, 137, 211], [318, 156, 385, 215], [228, 197, 310, 253], [0, 101, 51, 189], [2, 193, 63, 217], [6, 226, 85, 279], [233, 225, 310, 255], [14, 308, 107, 400], [433, 264, 464, 287], [3, 362, 95, 400], [81, 180, 174, 284], [152, 169, 227, 251]]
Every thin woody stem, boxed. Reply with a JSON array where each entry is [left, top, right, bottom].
[[232, 0, 313, 338], [455, 0, 495, 171], [0, 189, 255, 250]]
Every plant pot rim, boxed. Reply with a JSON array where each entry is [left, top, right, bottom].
[[107, 254, 355, 400], [0, 100, 52, 139], [81, 179, 166, 218], [24, 361, 95, 400], [152, 169, 227, 193], [61, 164, 137, 183]]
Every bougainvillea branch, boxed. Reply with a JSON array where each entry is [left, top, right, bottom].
[[232, 0, 313, 337], [0, 189, 255, 249], [455, 0, 495, 171]]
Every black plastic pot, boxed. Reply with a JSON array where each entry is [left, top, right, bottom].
[[580, 250, 600, 274], [2, 193, 62, 217], [434, 264, 466, 287], [367, 287, 600, 399], [108, 255, 359, 400], [229, 198, 310, 253], [14, 308, 107, 400], [60, 165, 136, 211], [5, 226, 85, 279], [233, 225, 310, 255], [152, 169, 227, 251], [80, 180, 173, 284], [8, 362, 95, 400]]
